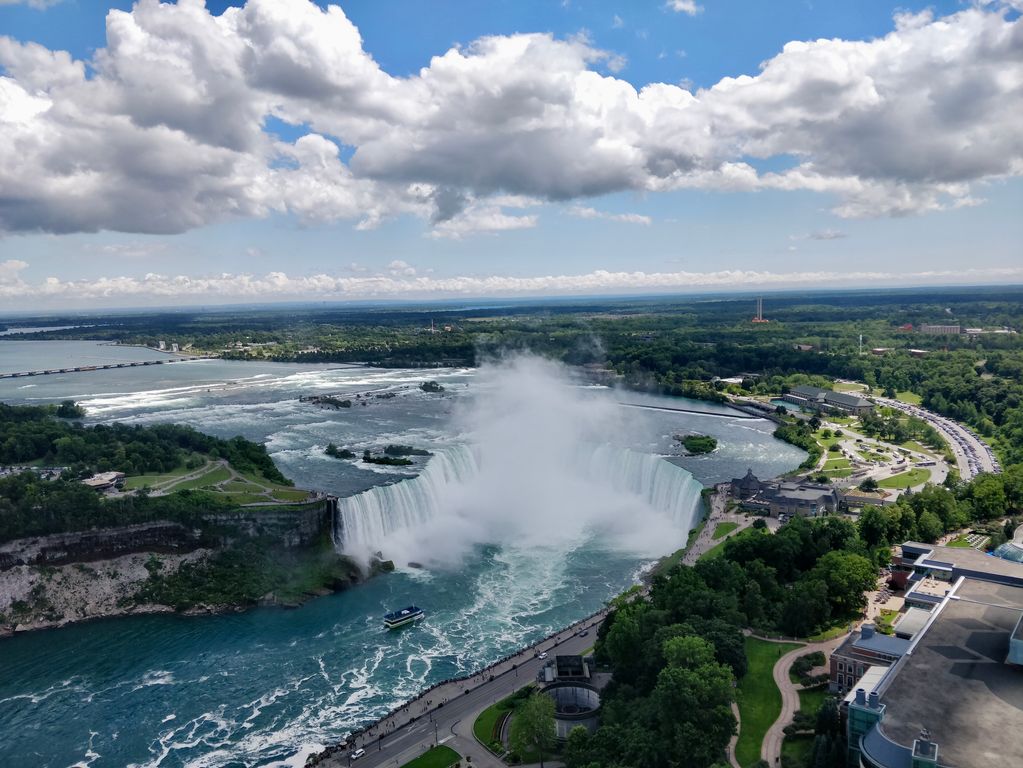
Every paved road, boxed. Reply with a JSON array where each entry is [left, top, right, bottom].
[[315, 613, 608, 768], [874, 397, 999, 479], [760, 635, 847, 767]]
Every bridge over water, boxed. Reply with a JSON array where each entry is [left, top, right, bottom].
[[618, 401, 762, 420], [0, 359, 189, 379]]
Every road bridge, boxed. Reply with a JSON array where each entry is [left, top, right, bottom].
[[0, 359, 190, 379]]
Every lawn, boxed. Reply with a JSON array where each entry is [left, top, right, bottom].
[[654, 520, 708, 576], [780, 688, 834, 768], [813, 431, 842, 449], [876, 609, 899, 635], [895, 391, 923, 405], [807, 620, 854, 642], [735, 637, 803, 767], [947, 535, 974, 548], [123, 462, 312, 504], [473, 686, 534, 754], [702, 527, 767, 561], [123, 463, 201, 490], [820, 455, 853, 478], [833, 382, 867, 393], [712, 522, 739, 540], [781, 734, 815, 768], [899, 440, 934, 455], [170, 465, 232, 491], [400, 745, 461, 768], [878, 468, 930, 489]]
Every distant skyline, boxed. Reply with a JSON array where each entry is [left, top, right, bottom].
[[0, 0, 1021, 309]]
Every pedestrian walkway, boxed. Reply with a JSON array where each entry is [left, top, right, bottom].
[[760, 635, 846, 766]]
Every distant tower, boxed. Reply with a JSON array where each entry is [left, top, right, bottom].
[[752, 296, 769, 323], [859, 334, 863, 355]]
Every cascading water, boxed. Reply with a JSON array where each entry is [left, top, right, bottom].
[[334, 442, 704, 564], [333, 446, 480, 555]]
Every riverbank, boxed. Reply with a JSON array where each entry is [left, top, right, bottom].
[[308, 607, 610, 767], [0, 533, 364, 638], [0, 549, 210, 636]]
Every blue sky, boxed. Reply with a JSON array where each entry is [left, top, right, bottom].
[[0, 0, 1020, 308]]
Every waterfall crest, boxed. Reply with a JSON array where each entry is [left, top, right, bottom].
[[334, 443, 703, 562]]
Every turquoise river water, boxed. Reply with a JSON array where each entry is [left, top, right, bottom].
[[0, 348, 804, 767]]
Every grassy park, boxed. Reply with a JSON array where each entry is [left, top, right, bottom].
[[123, 462, 311, 504], [712, 521, 738, 539], [895, 391, 923, 405], [735, 637, 802, 767], [878, 467, 930, 489], [473, 686, 534, 754], [399, 745, 461, 768]]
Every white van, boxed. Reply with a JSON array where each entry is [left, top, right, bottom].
[[351, 748, 366, 760]]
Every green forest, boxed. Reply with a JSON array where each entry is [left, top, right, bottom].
[[10, 287, 1023, 464], [0, 403, 290, 542], [567, 462, 1022, 768]]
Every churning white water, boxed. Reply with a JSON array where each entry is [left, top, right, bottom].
[[335, 355, 704, 566]]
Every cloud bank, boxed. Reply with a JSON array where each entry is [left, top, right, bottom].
[[2, 259, 1021, 307], [0, 0, 1021, 237]]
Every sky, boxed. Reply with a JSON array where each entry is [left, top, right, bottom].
[[0, 0, 1021, 310]]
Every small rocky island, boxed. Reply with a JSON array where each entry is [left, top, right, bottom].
[[677, 433, 718, 454]]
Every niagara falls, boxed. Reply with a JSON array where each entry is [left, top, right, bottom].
[[0, 350, 804, 766]]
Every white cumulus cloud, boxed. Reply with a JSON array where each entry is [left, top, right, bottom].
[[0, 0, 1020, 238], [567, 206, 652, 225], [4, 262, 1023, 309], [665, 1, 702, 15]]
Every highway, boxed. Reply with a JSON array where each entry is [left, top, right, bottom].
[[313, 611, 609, 768], [874, 397, 1000, 479]]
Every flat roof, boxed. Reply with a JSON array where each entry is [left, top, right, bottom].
[[842, 665, 887, 705], [854, 631, 911, 657], [826, 391, 871, 407], [877, 579, 1023, 767], [901, 541, 1023, 584], [892, 607, 932, 638], [774, 488, 834, 502]]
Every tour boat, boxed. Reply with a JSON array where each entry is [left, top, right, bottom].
[[383, 605, 424, 629]]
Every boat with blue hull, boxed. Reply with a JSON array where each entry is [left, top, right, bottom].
[[383, 605, 424, 629]]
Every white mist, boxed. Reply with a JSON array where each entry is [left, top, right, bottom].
[[336, 354, 703, 567]]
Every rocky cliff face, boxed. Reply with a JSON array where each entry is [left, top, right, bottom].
[[0, 549, 211, 634], [203, 498, 332, 549], [0, 523, 202, 570], [0, 498, 335, 572], [0, 497, 344, 636]]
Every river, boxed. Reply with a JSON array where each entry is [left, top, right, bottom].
[[0, 344, 804, 767]]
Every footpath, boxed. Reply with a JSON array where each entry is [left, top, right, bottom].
[[758, 635, 847, 766], [311, 609, 609, 768]]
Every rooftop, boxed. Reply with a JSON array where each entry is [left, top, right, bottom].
[[835, 625, 910, 661], [854, 629, 911, 658], [773, 486, 836, 502], [842, 665, 887, 706], [825, 390, 871, 408], [901, 541, 1023, 585], [877, 578, 1023, 767], [892, 607, 932, 639]]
